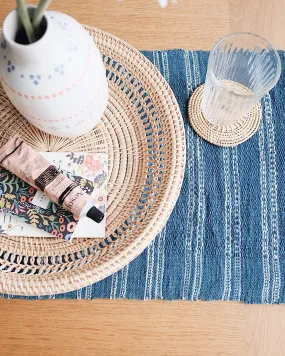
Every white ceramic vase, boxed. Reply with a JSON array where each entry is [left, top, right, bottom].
[[0, 8, 108, 137]]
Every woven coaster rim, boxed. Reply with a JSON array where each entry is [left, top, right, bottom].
[[188, 85, 262, 147]]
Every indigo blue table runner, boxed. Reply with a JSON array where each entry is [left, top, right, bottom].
[[2, 50, 285, 303]]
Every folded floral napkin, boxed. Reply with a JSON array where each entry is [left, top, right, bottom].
[[0, 152, 108, 240]]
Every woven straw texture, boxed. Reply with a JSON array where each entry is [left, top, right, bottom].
[[0, 27, 186, 296], [188, 84, 262, 147]]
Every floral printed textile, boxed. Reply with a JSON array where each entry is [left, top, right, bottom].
[[0, 168, 95, 241]]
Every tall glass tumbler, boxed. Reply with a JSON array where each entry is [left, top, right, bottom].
[[202, 33, 281, 126]]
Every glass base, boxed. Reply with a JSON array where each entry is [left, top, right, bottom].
[[188, 85, 262, 147]]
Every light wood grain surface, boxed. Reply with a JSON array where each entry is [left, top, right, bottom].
[[1, 300, 245, 356], [1, 0, 285, 355]]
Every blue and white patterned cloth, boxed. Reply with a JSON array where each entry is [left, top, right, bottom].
[[2, 50, 285, 303]]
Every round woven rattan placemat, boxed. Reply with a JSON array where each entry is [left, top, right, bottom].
[[188, 85, 262, 147], [0, 26, 185, 296]]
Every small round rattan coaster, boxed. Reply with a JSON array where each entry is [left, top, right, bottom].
[[188, 85, 262, 147]]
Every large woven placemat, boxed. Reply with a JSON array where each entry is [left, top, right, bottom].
[[0, 27, 185, 296], [1, 50, 285, 304]]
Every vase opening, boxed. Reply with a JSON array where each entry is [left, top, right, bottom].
[[3, 7, 48, 46]]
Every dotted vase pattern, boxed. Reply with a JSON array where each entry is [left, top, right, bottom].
[[0, 10, 108, 136]]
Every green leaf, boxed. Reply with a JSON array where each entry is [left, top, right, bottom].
[[8, 183, 14, 194], [16, 0, 36, 43], [51, 203, 57, 214], [32, 0, 51, 33]]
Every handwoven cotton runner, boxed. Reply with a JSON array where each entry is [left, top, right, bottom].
[[1, 50, 285, 303]]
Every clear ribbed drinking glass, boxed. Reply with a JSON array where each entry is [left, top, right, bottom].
[[202, 33, 281, 126]]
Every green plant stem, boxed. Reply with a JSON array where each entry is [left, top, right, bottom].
[[32, 0, 51, 33], [16, 0, 36, 43]]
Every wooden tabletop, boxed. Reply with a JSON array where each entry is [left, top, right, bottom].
[[1, 0, 285, 355], [1, 0, 285, 50]]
